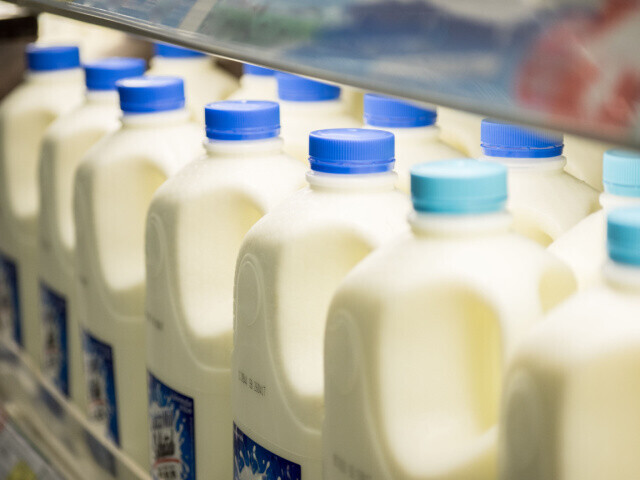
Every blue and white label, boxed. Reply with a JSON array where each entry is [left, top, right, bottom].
[[234, 424, 301, 480], [148, 372, 195, 480], [40, 283, 68, 396], [0, 253, 21, 345], [83, 331, 119, 445]]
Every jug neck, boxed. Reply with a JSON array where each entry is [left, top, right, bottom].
[[26, 68, 83, 84], [365, 123, 440, 141], [480, 154, 566, 172], [85, 90, 119, 104], [603, 261, 640, 292], [600, 192, 640, 211], [204, 136, 284, 157], [306, 170, 397, 192], [410, 210, 512, 238], [281, 98, 345, 115], [121, 108, 191, 128]]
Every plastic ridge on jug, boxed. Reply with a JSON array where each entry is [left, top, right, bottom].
[[363, 94, 463, 193], [480, 119, 599, 246], [39, 57, 146, 408], [145, 100, 305, 480], [74, 75, 202, 469], [549, 149, 640, 289], [500, 206, 640, 480], [233, 128, 410, 480], [437, 107, 484, 157], [323, 159, 576, 480], [0, 44, 84, 364], [227, 64, 278, 102]]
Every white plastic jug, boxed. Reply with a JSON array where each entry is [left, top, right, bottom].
[[148, 43, 238, 123], [480, 119, 599, 246], [276, 73, 359, 163], [363, 94, 463, 192], [74, 76, 202, 468], [38, 57, 146, 407], [233, 129, 410, 480], [145, 100, 305, 480], [563, 134, 617, 191], [549, 150, 640, 289], [0, 45, 84, 363], [226, 64, 278, 101], [437, 107, 483, 157], [500, 206, 640, 480], [323, 160, 576, 480]]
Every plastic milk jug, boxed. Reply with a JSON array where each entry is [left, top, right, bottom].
[[549, 150, 640, 289], [563, 134, 617, 191], [226, 64, 278, 101], [437, 107, 483, 157], [322, 159, 576, 480], [500, 206, 640, 480], [0, 45, 83, 361], [276, 73, 358, 163], [38, 57, 146, 406], [363, 94, 462, 193], [145, 100, 305, 480], [148, 43, 238, 123], [74, 76, 202, 468], [233, 128, 410, 480], [480, 120, 599, 246]]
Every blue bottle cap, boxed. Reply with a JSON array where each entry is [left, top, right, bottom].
[[603, 150, 640, 197], [607, 206, 640, 266], [243, 64, 275, 76], [364, 94, 437, 128], [411, 160, 507, 214], [481, 119, 563, 158], [84, 57, 147, 91], [26, 44, 80, 72], [153, 42, 205, 58], [309, 128, 394, 174], [205, 101, 280, 141], [276, 73, 340, 102], [116, 76, 185, 114]]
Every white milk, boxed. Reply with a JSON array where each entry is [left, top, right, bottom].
[[233, 128, 410, 480], [145, 100, 305, 480], [148, 43, 238, 123], [563, 134, 617, 191], [38, 57, 146, 407], [74, 76, 202, 468], [480, 119, 599, 246], [500, 206, 640, 480], [323, 160, 576, 480], [276, 73, 359, 163], [0, 45, 84, 363], [342, 86, 365, 121], [363, 94, 463, 193], [226, 64, 278, 101], [549, 149, 640, 289], [437, 107, 483, 157]]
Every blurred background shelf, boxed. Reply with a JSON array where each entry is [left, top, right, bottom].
[[2, 0, 640, 147]]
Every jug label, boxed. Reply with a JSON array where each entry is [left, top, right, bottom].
[[233, 423, 301, 480], [148, 372, 195, 480], [40, 283, 68, 396], [0, 253, 21, 345], [83, 331, 119, 445]]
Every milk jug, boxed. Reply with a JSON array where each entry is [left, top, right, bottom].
[[148, 43, 238, 123], [437, 107, 483, 157], [38, 57, 146, 406], [549, 149, 640, 289], [276, 73, 359, 162], [323, 160, 576, 480], [145, 100, 304, 480], [74, 76, 202, 468], [563, 134, 616, 191], [480, 119, 599, 246], [500, 206, 640, 480], [0, 44, 83, 362], [233, 128, 410, 480], [363, 94, 462, 192], [226, 64, 278, 101]]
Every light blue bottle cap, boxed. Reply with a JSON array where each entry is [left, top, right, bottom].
[[243, 64, 275, 76], [481, 119, 563, 158], [276, 73, 340, 102], [116, 76, 185, 114], [84, 57, 146, 91], [607, 207, 640, 266], [154, 42, 205, 58], [26, 44, 80, 72], [309, 128, 394, 174], [411, 160, 507, 214], [364, 94, 436, 128], [205, 101, 280, 140], [603, 150, 640, 197]]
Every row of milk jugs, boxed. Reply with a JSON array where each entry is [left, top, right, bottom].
[[1, 43, 640, 480]]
